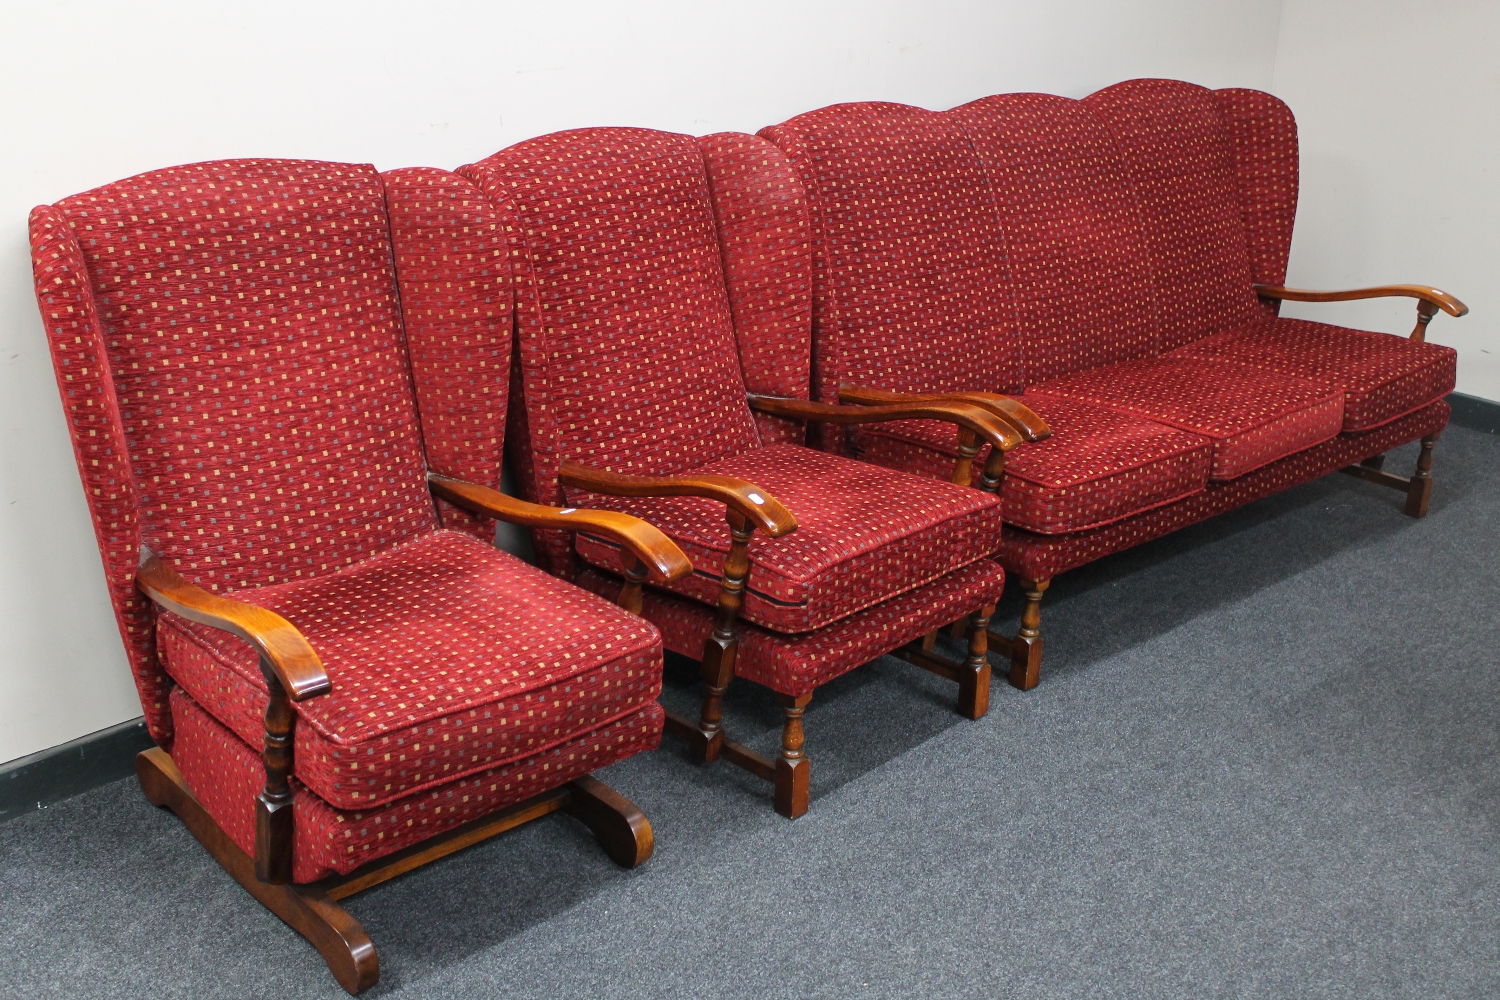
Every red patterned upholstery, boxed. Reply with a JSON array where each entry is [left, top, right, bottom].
[[1170, 318, 1457, 433], [698, 133, 813, 447], [170, 685, 662, 883], [1214, 88, 1299, 301], [949, 93, 1160, 382], [569, 443, 1003, 632], [1083, 79, 1264, 352], [995, 400, 1450, 583], [758, 103, 1021, 409], [383, 167, 513, 539], [1030, 356, 1345, 480], [157, 529, 663, 810], [578, 557, 1005, 696], [852, 394, 1213, 535], [31, 161, 441, 742]]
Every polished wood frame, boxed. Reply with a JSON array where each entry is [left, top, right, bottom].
[[133, 473, 692, 994], [560, 392, 1022, 818]]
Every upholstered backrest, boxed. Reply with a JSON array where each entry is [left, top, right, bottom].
[[759, 102, 1021, 404], [950, 93, 1160, 383], [32, 159, 440, 740], [698, 132, 813, 447], [1214, 87, 1299, 298], [1083, 79, 1264, 351], [382, 167, 514, 539]]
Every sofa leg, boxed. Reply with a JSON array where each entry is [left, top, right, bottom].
[[1405, 432, 1439, 518], [563, 774, 655, 868], [774, 692, 813, 819], [958, 605, 994, 719], [1005, 579, 1049, 691]]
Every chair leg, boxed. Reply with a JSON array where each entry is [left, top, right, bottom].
[[1405, 432, 1439, 518], [774, 692, 813, 819], [957, 604, 994, 719], [1007, 579, 1049, 691], [562, 774, 654, 868], [136, 748, 380, 995]]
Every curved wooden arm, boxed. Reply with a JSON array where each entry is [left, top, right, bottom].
[[747, 393, 1024, 452], [837, 385, 1051, 443], [1254, 283, 1468, 317], [558, 460, 797, 538], [136, 548, 329, 702], [429, 474, 693, 583]]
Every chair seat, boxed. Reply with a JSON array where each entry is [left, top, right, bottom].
[[1169, 317, 1458, 432], [570, 443, 1004, 634], [1028, 356, 1345, 480], [577, 558, 1007, 696], [851, 394, 1214, 535], [158, 530, 664, 811], [169, 686, 663, 883]]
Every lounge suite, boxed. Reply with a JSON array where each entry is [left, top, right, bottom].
[[29, 158, 695, 993], [751, 78, 1466, 688], [456, 127, 1026, 817]]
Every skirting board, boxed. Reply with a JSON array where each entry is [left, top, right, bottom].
[[0, 718, 154, 823], [1448, 391, 1500, 435]]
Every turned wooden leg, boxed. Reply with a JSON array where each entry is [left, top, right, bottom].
[[957, 604, 994, 720], [563, 774, 654, 868], [137, 748, 379, 995], [255, 656, 295, 885], [1405, 431, 1439, 517], [1009, 578, 1049, 691], [1360, 453, 1387, 471], [692, 510, 754, 763], [774, 692, 813, 819]]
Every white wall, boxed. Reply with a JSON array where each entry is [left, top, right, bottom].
[[1272, 0, 1499, 400], [0, 0, 1286, 764]]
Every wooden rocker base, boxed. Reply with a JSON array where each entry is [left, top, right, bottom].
[[136, 747, 652, 994], [662, 624, 991, 820]]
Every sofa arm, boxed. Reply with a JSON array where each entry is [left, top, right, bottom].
[[1254, 283, 1468, 342], [836, 385, 1051, 443], [557, 461, 797, 538], [429, 473, 693, 584]]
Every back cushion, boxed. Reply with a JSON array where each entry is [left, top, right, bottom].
[[760, 102, 1021, 403], [950, 93, 1159, 383], [382, 167, 514, 539], [53, 159, 436, 592], [1215, 87, 1299, 296], [460, 128, 759, 490], [698, 132, 813, 446], [1084, 79, 1263, 350]]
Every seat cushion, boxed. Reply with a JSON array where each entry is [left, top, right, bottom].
[[158, 529, 663, 811], [169, 685, 663, 883], [1170, 318, 1457, 432], [570, 443, 1004, 634], [1028, 356, 1345, 481], [851, 395, 1214, 535], [578, 558, 1007, 696]]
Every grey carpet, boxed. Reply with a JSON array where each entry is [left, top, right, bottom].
[[2, 427, 1496, 999]]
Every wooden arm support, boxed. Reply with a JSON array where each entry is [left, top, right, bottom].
[[429, 473, 693, 584], [836, 385, 1052, 443], [137, 547, 329, 886], [557, 461, 798, 538], [746, 393, 1024, 452], [1254, 283, 1468, 342]]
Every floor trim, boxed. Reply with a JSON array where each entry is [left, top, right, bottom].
[[0, 718, 154, 823], [1448, 391, 1500, 435]]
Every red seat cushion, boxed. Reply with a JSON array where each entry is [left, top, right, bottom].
[[1029, 356, 1345, 480], [169, 686, 662, 883], [158, 530, 663, 811], [577, 558, 1007, 696], [570, 443, 1004, 634], [851, 395, 1214, 535], [1170, 318, 1457, 432]]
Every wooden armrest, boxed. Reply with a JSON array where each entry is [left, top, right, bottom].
[[747, 393, 1024, 452], [837, 385, 1052, 443], [429, 474, 693, 582], [1254, 283, 1468, 317], [557, 461, 797, 538], [136, 548, 330, 702]]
